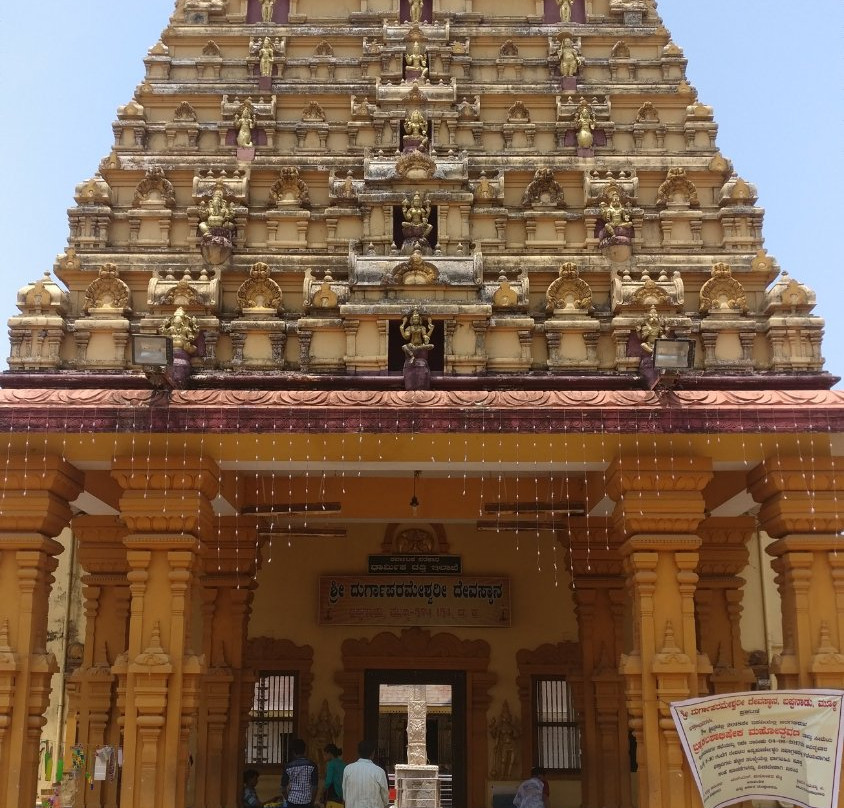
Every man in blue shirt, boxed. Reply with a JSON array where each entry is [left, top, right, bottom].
[[282, 739, 318, 808]]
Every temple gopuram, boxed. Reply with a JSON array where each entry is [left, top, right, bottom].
[[0, 1, 842, 808]]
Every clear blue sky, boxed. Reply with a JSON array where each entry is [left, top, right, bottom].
[[0, 0, 840, 382]]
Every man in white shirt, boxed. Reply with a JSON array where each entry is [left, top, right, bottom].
[[342, 740, 389, 808]]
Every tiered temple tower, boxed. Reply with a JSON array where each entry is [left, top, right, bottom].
[[0, 2, 842, 808]]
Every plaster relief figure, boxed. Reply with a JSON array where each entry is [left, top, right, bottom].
[[637, 306, 665, 355], [559, 38, 583, 77], [235, 100, 255, 147], [258, 37, 275, 77], [557, 0, 572, 22], [261, 0, 275, 23], [598, 188, 633, 244], [402, 192, 433, 245], [400, 308, 435, 363], [408, 0, 423, 24], [199, 184, 236, 237]]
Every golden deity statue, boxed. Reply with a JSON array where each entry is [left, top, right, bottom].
[[637, 306, 665, 355], [405, 42, 429, 81], [258, 37, 275, 77], [234, 100, 256, 148], [199, 185, 236, 236], [558, 37, 582, 77], [400, 308, 435, 362], [160, 307, 199, 355], [599, 188, 633, 241], [556, 0, 572, 22], [572, 97, 595, 148], [408, 0, 423, 24], [403, 108, 429, 151], [402, 192, 433, 241], [261, 0, 275, 23]]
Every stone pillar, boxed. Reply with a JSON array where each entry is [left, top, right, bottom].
[[111, 457, 219, 808], [194, 518, 258, 808], [608, 456, 712, 808], [567, 519, 632, 808], [695, 517, 757, 694], [66, 515, 130, 808], [395, 685, 440, 808], [748, 457, 844, 689], [0, 457, 83, 808]]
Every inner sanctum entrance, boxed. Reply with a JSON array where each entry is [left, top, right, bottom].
[[364, 670, 467, 808]]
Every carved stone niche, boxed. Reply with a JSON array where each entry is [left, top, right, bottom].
[[556, 95, 612, 154], [496, 40, 522, 80], [309, 40, 337, 79], [73, 263, 133, 370], [502, 101, 536, 151], [144, 40, 172, 81], [184, 0, 227, 25], [113, 99, 147, 151], [610, 295, 692, 374], [655, 168, 702, 248], [165, 102, 201, 151], [631, 101, 666, 152], [608, 0, 650, 26], [521, 168, 571, 249], [608, 40, 636, 81], [187, 170, 249, 250], [698, 262, 755, 371], [718, 174, 763, 251], [763, 271, 825, 372], [227, 262, 287, 370], [543, 262, 599, 370], [660, 40, 687, 81], [264, 168, 312, 249], [68, 175, 113, 250], [128, 167, 176, 247], [8, 272, 69, 371], [303, 269, 349, 314], [196, 40, 224, 79], [295, 103, 330, 151], [219, 94, 277, 149], [683, 99, 717, 151], [482, 268, 529, 313]]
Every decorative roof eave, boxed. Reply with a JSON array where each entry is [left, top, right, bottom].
[[0, 388, 841, 434]]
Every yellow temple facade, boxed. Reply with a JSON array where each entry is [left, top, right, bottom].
[[0, 1, 842, 808]]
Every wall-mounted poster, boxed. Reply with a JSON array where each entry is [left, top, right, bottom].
[[671, 690, 844, 808]]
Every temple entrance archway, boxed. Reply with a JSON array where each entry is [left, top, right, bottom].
[[364, 670, 465, 808], [337, 628, 495, 808]]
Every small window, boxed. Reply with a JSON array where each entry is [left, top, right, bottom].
[[533, 677, 580, 772], [246, 672, 297, 765]]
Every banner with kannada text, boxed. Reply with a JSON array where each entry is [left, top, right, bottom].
[[671, 690, 844, 808]]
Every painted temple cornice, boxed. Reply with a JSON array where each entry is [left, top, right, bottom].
[[0, 388, 841, 432]]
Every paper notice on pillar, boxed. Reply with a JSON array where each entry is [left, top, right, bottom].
[[670, 690, 844, 808]]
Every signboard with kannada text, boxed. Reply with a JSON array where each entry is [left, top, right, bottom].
[[318, 575, 510, 627], [368, 555, 462, 575], [670, 689, 844, 808]]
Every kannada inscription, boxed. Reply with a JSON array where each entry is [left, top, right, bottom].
[[318, 575, 510, 627]]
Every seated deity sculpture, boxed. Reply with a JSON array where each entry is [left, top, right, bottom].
[[198, 185, 236, 238], [403, 109, 429, 151], [401, 192, 433, 247], [405, 42, 429, 81], [637, 306, 664, 355], [598, 188, 633, 245], [400, 308, 435, 364]]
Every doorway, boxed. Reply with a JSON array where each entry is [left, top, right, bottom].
[[364, 670, 466, 808]]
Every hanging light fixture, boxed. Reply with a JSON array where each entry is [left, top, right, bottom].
[[409, 470, 420, 516]]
